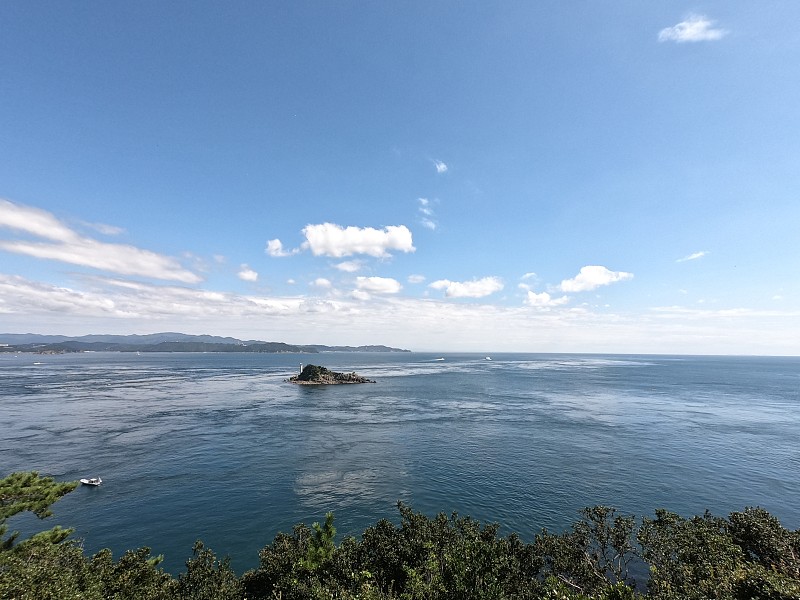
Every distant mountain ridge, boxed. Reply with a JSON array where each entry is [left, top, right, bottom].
[[0, 332, 410, 354]]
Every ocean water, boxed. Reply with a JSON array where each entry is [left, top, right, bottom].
[[1, 352, 798, 575]]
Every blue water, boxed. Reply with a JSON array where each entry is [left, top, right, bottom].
[[1, 352, 798, 574]]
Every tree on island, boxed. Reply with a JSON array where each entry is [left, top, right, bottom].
[[288, 364, 375, 384]]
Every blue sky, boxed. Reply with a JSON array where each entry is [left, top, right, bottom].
[[1, 2, 799, 353]]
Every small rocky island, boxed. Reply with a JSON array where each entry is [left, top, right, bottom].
[[287, 364, 375, 385]]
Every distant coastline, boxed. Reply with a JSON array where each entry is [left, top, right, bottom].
[[0, 332, 410, 355]]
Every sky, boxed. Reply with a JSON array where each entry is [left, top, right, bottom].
[[1, 2, 799, 354]]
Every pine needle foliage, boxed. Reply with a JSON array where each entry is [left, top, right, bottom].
[[2, 471, 800, 599], [0, 471, 78, 550]]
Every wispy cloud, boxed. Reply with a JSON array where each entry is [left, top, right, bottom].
[[677, 250, 708, 263], [429, 276, 504, 298], [651, 305, 800, 319], [311, 278, 332, 289], [81, 221, 125, 236], [559, 266, 633, 293], [237, 264, 258, 282], [418, 198, 437, 230], [518, 273, 539, 291], [433, 160, 448, 174], [301, 223, 415, 258], [334, 260, 363, 273], [658, 15, 728, 43], [408, 274, 426, 284], [0, 199, 201, 283]]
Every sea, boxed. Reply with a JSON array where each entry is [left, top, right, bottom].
[[1, 352, 798, 575]]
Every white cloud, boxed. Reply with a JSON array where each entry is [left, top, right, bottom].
[[429, 276, 504, 298], [237, 264, 258, 282], [0, 274, 122, 316], [355, 276, 402, 295], [301, 223, 415, 258], [334, 260, 363, 273], [408, 274, 426, 284], [651, 305, 800, 319], [351, 289, 371, 301], [433, 160, 448, 174], [658, 15, 728, 43], [519, 273, 539, 291], [0, 199, 201, 284], [677, 250, 708, 263], [265, 238, 299, 257], [420, 218, 436, 231], [417, 197, 437, 230], [559, 266, 633, 293], [0, 198, 75, 242], [81, 221, 125, 236], [311, 278, 332, 288], [525, 291, 570, 308], [0, 273, 361, 324], [2, 272, 799, 355]]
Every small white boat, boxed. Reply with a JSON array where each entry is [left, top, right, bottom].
[[485, 356, 492, 361], [434, 357, 445, 361], [80, 477, 102, 486]]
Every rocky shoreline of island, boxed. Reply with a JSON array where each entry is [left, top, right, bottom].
[[287, 364, 375, 385]]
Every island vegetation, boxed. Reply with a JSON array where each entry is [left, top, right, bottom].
[[2, 471, 798, 599], [288, 364, 376, 385]]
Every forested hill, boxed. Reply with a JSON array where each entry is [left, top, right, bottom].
[[0, 332, 409, 354]]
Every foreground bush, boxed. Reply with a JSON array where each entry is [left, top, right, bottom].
[[1, 471, 799, 599]]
